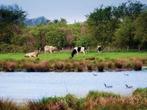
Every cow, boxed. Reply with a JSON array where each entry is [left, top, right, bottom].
[[25, 50, 40, 58], [44, 45, 58, 53], [97, 45, 102, 52], [71, 46, 86, 58]]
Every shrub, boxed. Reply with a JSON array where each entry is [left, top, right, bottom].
[[114, 60, 124, 69], [123, 60, 133, 70], [141, 58, 147, 65], [105, 61, 115, 70], [2, 61, 17, 72], [23, 62, 36, 72], [64, 62, 74, 72], [87, 63, 96, 72], [0, 99, 19, 110], [0, 43, 26, 53], [85, 57, 96, 61], [77, 61, 88, 72], [65, 94, 79, 109], [0, 90, 147, 110], [86, 91, 120, 99], [28, 97, 67, 110], [133, 88, 147, 98], [96, 62, 105, 72], [54, 61, 64, 71], [133, 60, 143, 71], [33, 61, 49, 72]]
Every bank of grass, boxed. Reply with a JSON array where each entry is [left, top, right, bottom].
[[0, 88, 147, 110], [0, 57, 146, 72], [0, 51, 147, 61], [133, 88, 147, 98], [0, 51, 147, 72]]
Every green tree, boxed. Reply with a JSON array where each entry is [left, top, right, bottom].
[[87, 6, 118, 47], [74, 35, 95, 48], [112, 1, 144, 20], [114, 17, 135, 49], [29, 22, 68, 49], [0, 5, 26, 44], [134, 12, 147, 50], [60, 18, 67, 24]]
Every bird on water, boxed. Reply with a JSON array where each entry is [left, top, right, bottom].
[[104, 83, 113, 88], [125, 84, 133, 89]]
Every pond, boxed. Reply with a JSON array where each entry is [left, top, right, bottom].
[[0, 70, 147, 102]]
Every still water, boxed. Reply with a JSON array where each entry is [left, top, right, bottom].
[[0, 70, 147, 102]]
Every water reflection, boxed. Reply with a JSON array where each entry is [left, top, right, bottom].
[[0, 71, 147, 102]]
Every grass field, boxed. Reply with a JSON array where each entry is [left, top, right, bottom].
[[0, 51, 147, 61]]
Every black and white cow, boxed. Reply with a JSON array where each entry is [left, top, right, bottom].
[[71, 46, 86, 58], [97, 45, 102, 52]]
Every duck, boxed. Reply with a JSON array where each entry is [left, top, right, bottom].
[[92, 73, 98, 76], [104, 83, 113, 88], [125, 84, 133, 88], [124, 73, 129, 76]]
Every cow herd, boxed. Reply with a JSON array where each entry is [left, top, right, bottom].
[[25, 45, 102, 58]]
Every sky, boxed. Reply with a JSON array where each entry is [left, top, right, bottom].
[[0, 0, 147, 23]]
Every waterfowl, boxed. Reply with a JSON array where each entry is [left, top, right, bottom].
[[92, 73, 98, 76], [124, 73, 129, 76], [104, 83, 113, 88], [125, 84, 133, 88]]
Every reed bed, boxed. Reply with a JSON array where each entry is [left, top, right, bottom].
[[0, 57, 146, 72], [0, 89, 147, 110]]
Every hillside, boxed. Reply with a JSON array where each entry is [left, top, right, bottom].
[[24, 16, 49, 26]]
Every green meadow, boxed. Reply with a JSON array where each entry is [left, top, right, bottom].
[[0, 51, 147, 61]]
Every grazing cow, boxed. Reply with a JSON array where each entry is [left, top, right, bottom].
[[44, 45, 58, 53], [97, 45, 102, 52], [71, 46, 86, 58], [25, 50, 40, 58]]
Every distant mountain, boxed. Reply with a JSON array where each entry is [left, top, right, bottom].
[[24, 16, 49, 26]]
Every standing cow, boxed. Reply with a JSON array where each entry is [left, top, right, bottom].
[[71, 46, 86, 58], [44, 45, 58, 53]]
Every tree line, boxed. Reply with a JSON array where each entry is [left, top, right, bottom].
[[0, 1, 147, 52]]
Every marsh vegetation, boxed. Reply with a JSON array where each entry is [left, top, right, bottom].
[[0, 89, 147, 110], [0, 52, 146, 72]]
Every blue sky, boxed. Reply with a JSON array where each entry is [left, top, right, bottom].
[[0, 0, 147, 23]]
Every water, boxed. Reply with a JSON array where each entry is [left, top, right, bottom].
[[0, 70, 147, 102]]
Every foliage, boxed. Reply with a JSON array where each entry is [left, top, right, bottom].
[[46, 24, 67, 48], [87, 1, 145, 49], [0, 1, 147, 52], [0, 4, 26, 44], [87, 6, 118, 47], [133, 88, 147, 98], [86, 91, 120, 99], [134, 12, 147, 50], [0, 89, 147, 110], [112, 0, 143, 20], [74, 35, 95, 47], [0, 52, 147, 72], [114, 17, 136, 49]]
